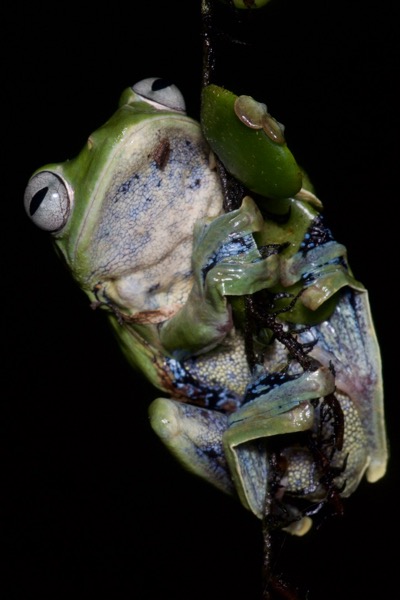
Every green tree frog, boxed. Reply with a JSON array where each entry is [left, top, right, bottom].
[[24, 78, 387, 533]]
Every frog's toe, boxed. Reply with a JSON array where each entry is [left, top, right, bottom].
[[149, 398, 234, 495]]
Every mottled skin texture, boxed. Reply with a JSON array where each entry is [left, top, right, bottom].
[[24, 79, 387, 531]]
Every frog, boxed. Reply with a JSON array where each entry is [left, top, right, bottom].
[[24, 77, 387, 532]]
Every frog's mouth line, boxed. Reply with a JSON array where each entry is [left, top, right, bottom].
[[116, 304, 183, 325]]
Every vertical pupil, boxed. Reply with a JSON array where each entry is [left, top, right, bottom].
[[30, 186, 49, 216], [151, 78, 172, 92]]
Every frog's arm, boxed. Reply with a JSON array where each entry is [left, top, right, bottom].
[[158, 196, 281, 360], [201, 84, 366, 325], [254, 196, 366, 324]]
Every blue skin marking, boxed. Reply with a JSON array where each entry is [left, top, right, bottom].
[[301, 256, 348, 285], [300, 216, 334, 254], [160, 216, 343, 415], [243, 371, 302, 405], [164, 357, 307, 415], [202, 232, 258, 280], [297, 215, 349, 284], [165, 357, 242, 412]]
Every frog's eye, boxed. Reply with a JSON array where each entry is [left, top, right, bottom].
[[131, 77, 186, 113], [24, 171, 72, 233]]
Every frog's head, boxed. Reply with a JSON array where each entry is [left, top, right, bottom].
[[24, 78, 224, 322]]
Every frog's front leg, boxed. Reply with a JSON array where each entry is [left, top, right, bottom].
[[280, 236, 364, 312], [223, 364, 335, 519], [159, 196, 280, 359], [268, 199, 365, 314]]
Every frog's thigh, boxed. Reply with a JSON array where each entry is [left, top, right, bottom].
[[149, 398, 234, 496]]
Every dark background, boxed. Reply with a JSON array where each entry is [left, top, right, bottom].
[[4, 1, 398, 598]]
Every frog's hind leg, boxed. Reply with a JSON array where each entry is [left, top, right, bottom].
[[149, 398, 235, 496], [223, 365, 336, 519]]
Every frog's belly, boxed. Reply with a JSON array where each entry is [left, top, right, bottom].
[[164, 330, 251, 414]]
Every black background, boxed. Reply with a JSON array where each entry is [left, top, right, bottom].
[[4, 1, 398, 598]]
